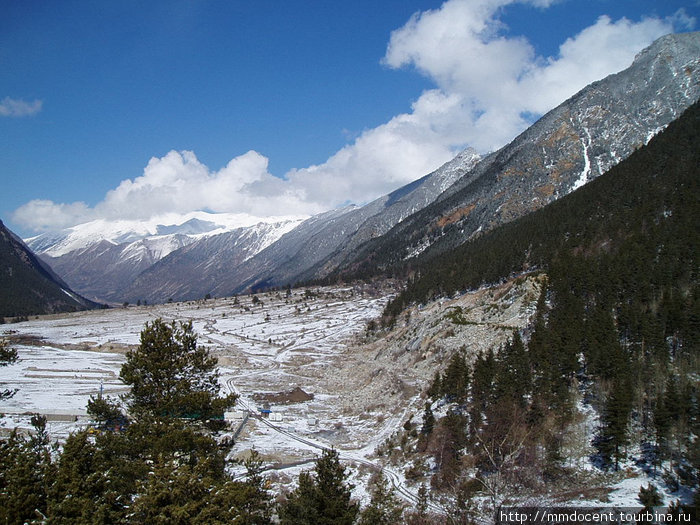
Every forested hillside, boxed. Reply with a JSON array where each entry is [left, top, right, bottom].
[[374, 100, 698, 510], [0, 221, 100, 318], [386, 99, 699, 316]]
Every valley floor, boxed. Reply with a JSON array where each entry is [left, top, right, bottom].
[[0, 277, 687, 512]]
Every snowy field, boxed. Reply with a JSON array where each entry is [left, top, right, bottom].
[[0, 285, 410, 501], [0, 285, 386, 436]]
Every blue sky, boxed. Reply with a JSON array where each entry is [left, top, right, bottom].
[[2, 0, 697, 236]]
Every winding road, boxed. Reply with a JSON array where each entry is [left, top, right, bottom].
[[225, 378, 443, 513]]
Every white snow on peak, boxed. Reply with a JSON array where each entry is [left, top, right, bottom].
[[25, 211, 308, 258]]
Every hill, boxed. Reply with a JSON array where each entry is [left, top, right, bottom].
[[0, 220, 100, 317]]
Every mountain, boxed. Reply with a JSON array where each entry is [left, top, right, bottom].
[[118, 219, 304, 303], [112, 147, 477, 302], [0, 220, 100, 317], [188, 31, 700, 294], [26, 148, 479, 303], [386, 96, 700, 317], [383, 96, 700, 503], [38, 234, 195, 303], [24, 32, 700, 303], [330, 31, 700, 278], [216, 148, 480, 295], [26, 212, 305, 303]]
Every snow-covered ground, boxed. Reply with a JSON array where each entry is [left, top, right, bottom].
[[0, 285, 385, 431]]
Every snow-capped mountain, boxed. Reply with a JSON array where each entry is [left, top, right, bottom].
[[118, 219, 304, 303], [28, 212, 305, 303], [332, 31, 700, 276], [24, 32, 700, 304], [25, 212, 294, 258]]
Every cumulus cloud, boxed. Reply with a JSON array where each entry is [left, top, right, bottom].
[[0, 96, 42, 117], [13, 150, 325, 232], [381, 0, 682, 151], [284, 0, 685, 201], [12, 200, 92, 231], [12, 1, 692, 232]]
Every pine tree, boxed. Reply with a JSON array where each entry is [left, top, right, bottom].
[[494, 331, 531, 406], [86, 394, 125, 429], [469, 349, 496, 435], [427, 370, 442, 400], [638, 483, 663, 510], [0, 338, 18, 400], [596, 378, 633, 470], [120, 319, 236, 420], [279, 448, 358, 525], [48, 430, 117, 524], [421, 402, 435, 436], [0, 416, 55, 524], [441, 350, 469, 402], [358, 472, 404, 525]]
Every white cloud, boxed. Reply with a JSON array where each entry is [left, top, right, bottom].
[[13, 150, 323, 232], [12, 200, 92, 231], [380, 0, 681, 151], [0, 97, 42, 117], [520, 15, 679, 114], [12, 2, 693, 232]]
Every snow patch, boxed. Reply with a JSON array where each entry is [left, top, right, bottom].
[[570, 125, 592, 193]]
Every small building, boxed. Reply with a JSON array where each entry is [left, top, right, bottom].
[[269, 412, 283, 422], [224, 410, 247, 422]]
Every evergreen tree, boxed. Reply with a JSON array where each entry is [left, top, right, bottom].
[[278, 471, 320, 524], [0, 338, 18, 400], [469, 349, 496, 435], [638, 483, 663, 510], [0, 416, 55, 524], [421, 402, 435, 436], [596, 378, 634, 470], [405, 484, 433, 525], [279, 448, 358, 525], [441, 350, 470, 402], [494, 331, 531, 406], [358, 472, 404, 525], [48, 430, 121, 524], [120, 319, 236, 420], [86, 394, 125, 428], [429, 410, 468, 490], [426, 370, 442, 400]]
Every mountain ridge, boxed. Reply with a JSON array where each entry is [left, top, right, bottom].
[[23, 31, 700, 304], [329, 30, 700, 279]]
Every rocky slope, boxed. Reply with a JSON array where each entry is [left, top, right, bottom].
[[335, 31, 700, 274]]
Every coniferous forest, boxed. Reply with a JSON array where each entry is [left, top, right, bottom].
[[376, 101, 699, 511]]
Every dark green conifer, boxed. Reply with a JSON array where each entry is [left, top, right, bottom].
[[358, 472, 404, 525], [279, 448, 358, 525], [120, 318, 236, 420]]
